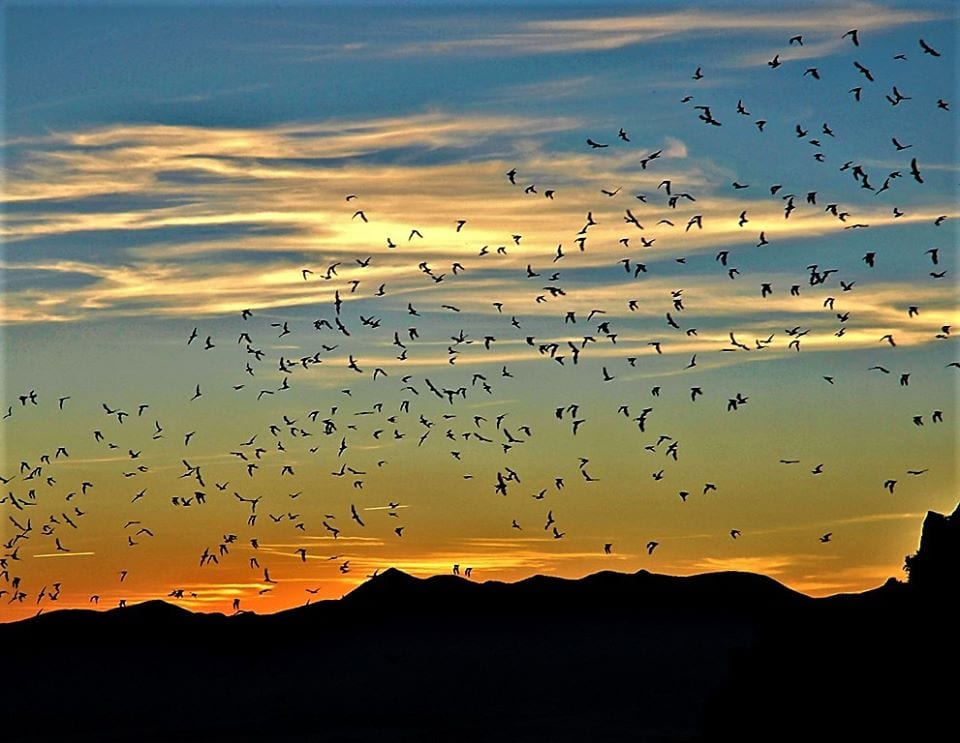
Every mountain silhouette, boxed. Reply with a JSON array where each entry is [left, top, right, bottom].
[[340, 566, 809, 617], [2, 505, 955, 742]]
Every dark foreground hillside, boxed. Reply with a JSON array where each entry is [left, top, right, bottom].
[[2, 504, 956, 743], [703, 502, 958, 742]]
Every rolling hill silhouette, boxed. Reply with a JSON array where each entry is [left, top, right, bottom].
[[2, 504, 955, 742]]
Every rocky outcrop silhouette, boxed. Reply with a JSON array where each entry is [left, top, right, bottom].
[[904, 501, 960, 593]]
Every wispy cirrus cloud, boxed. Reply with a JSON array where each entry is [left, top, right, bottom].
[[3, 112, 580, 201], [384, 4, 942, 58], [3, 106, 954, 341]]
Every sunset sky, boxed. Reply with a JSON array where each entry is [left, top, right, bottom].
[[2, 0, 957, 621]]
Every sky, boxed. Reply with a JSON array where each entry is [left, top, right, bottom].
[[1, 0, 957, 620]]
